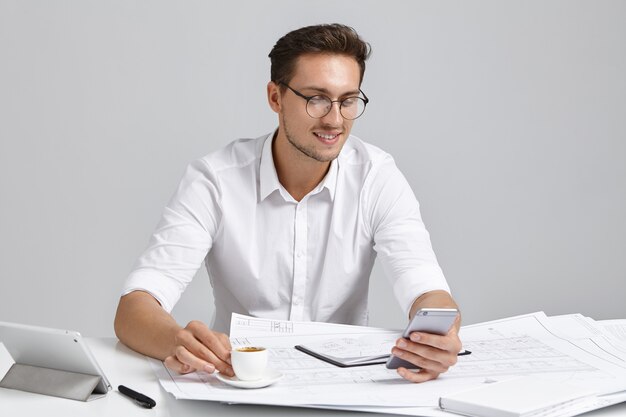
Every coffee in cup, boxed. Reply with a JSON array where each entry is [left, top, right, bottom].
[[231, 346, 268, 381]]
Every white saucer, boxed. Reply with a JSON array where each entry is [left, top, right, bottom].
[[215, 369, 283, 389]]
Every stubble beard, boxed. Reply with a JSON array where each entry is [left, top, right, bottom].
[[282, 114, 341, 163]]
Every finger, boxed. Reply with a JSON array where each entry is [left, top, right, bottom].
[[182, 339, 234, 377], [392, 347, 450, 374], [164, 355, 190, 373], [397, 367, 440, 383], [172, 345, 217, 374], [197, 331, 231, 364], [178, 331, 226, 365], [163, 354, 214, 374], [408, 331, 462, 354], [396, 337, 459, 368], [186, 321, 233, 365], [451, 314, 462, 332], [217, 332, 233, 364], [179, 324, 234, 375]]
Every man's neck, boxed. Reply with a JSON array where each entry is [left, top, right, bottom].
[[272, 132, 331, 202]]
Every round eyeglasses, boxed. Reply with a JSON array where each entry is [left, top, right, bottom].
[[280, 82, 369, 120]]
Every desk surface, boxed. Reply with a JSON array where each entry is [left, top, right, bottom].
[[1, 338, 625, 417]]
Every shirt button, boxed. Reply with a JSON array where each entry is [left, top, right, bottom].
[[296, 252, 303, 258], [293, 297, 300, 305]]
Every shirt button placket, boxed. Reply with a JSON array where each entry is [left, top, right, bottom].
[[290, 201, 307, 321]]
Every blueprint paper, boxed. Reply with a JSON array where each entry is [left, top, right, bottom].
[[151, 312, 626, 415]]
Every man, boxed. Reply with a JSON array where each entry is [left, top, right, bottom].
[[115, 24, 461, 383]]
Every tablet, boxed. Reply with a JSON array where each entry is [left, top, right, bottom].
[[0, 321, 111, 398]]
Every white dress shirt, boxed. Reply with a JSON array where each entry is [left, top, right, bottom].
[[122, 131, 450, 333]]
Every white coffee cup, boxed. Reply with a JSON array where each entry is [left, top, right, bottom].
[[231, 346, 268, 381]]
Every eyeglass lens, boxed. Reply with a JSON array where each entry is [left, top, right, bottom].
[[306, 96, 366, 120]]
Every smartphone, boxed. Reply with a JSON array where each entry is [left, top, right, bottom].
[[385, 308, 459, 369]]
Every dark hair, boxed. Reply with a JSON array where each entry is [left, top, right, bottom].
[[269, 24, 371, 86]]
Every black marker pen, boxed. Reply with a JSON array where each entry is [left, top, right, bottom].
[[118, 385, 156, 409]]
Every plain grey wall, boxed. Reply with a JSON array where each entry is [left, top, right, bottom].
[[1, 1, 624, 337]]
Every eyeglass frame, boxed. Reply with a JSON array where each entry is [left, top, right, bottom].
[[278, 82, 369, 120]]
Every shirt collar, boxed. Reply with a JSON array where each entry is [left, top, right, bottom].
[[259, 130, 339, 202], [259, 131, 282, 202], [319, 154, 338, 201]]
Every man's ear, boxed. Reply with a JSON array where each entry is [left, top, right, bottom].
[[267, 81, 281, 113]]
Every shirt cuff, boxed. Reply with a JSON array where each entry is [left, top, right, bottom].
[[121, 269, 187, 313], [391, 266, 451, 318]]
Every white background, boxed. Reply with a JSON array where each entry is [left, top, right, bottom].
[[1, 0, 624, 336]]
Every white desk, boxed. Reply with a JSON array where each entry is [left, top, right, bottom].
[[1, 338, 625, 417]]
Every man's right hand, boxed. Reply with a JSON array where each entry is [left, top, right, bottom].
[[163, 320, 235, 377], [114, 292, 235, 377]]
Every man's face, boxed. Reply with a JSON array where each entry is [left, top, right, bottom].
[[275, 53, 362, 163]]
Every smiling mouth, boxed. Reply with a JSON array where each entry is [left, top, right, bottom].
[[314, 132, 341, 143]]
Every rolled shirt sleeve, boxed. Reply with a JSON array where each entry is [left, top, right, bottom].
[[365, 155, 450, 317], [121, 159, 221, 312]]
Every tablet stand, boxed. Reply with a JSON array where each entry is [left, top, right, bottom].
[[0, 363, 105, 402]]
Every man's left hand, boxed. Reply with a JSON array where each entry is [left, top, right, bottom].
[[392, 317, 462, 383]]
